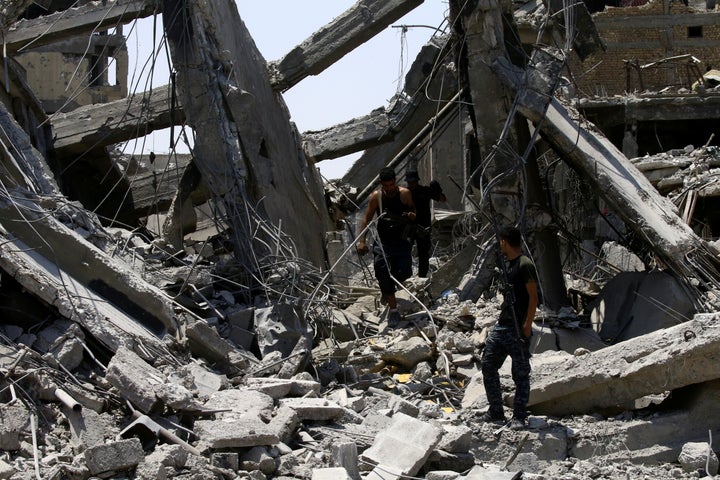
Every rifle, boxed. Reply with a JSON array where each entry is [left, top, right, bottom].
[[497, 247, 527, 352], [446, 175, 527, 349]]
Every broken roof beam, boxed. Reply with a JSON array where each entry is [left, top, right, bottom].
[[493, 48, 720, 292], [580, 95, 720, 123], [5, 0, 159, 54], [50, 85, 180, 156], [0, 98, 58, 195], [267, 0, 425, 91], [302, 106, 395, 162], [0, 192, 187, 353], [528, 313, 720, 416]]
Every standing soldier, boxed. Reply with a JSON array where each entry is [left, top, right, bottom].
[[480, 225, 539, 430]]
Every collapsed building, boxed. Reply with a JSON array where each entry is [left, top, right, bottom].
[[1, 0, 720, 479]]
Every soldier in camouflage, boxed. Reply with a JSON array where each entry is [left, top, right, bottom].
[[480, 226, 539, 430]]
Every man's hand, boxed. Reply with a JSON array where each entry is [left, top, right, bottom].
[[522, 322, 532, 338], [356, 240, 369, 255]]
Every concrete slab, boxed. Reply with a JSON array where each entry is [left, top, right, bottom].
[[360, 412, 443, 477], [277, 397, 344, 421]]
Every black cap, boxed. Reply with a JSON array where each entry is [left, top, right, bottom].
[[405, 169, 419, 182], [379, 167, 396, 181]]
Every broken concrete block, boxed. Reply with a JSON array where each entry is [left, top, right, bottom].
[[106, 346, 165, 413], [678, 442, 719, 475], [380, 336, 433, 369], [44, 336, 84, 371], [312, 467, 352, 479], [277, 397, 344, 421], [464, 465, 521, 479], [360, 412, 443, 477], [387, 394, 420, 417], [437, 424, 473, 453], [211, 452, 239, 471], [194, 389, 296, 449], [330, 441, 360, 480], [84, 438, 145, 476], [425, 471, 461, 480], [254, 303, 313, 358], [195, 417, 279, 450], [0, 404, 29, 451], [184, 362, 227, 397], [0, 458, 13, 479], [65, 407, 106, 450], [240, 445, 276, 475], [529, 313, 720, 415], [185, 319, 236, 364], [226, 306, 254, 350]]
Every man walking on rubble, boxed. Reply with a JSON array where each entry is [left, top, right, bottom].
[[405, 168, 446, 277], [480, 225, 539, 430], [356, 167, 416, 327]]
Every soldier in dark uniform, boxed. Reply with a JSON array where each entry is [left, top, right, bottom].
[[480, 226, 539, 430], [405, 169, 446, 277], [356, 167, 416, 327]]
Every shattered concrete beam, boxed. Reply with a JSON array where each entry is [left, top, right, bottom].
[[302, 108, 394, 162], [528, 313, 720, 416], [267, 0, 424, 91], [492, 50, 720, 285], [0, 99, 58, 195], [579, 94, 720, 122], [162, 0, 329, 266], [50, 86, 181, 156], [5, 0, 159, 54], [0, 194, 186, 353]]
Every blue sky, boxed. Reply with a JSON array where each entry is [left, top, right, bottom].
[[124, 1, 449, 179]]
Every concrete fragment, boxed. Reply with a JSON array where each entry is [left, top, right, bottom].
[[240, 446, 276, 475], [0, 459, 13, 479], [380, 336, 433, 369], [330, 441, 360, 480], [105, 346, 165, 413], [277, 397, 344, 421], [425, 471, 461, 480], [360, 412, 443, 477], [64, 407, 107, 450], [529, 313, 720, 415], [464, 465, 521, 479], [84, 438, 144, 476], [311, 467, 352, 480], [0, 404, 29, 450], [678, 442, 719, 474], [185, 319, 242, 365], [185, 362, 226, 397], [437, 425, 473, 453], [227, 306, 254, 350], [254, 303, 313, 359], [211, 452, 239, 471], [194, 389, 281, 449]]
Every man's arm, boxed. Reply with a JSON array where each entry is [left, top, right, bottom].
[[356, 191, 379, 254], [523, 281, 539, 337], [399, 187, 417, 221], [429, 180, 447, 202]]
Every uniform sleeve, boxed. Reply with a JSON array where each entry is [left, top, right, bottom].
[[520, 257, 539, 284]]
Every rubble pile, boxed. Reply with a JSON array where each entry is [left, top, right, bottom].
[[0, 208, 719, 480], [2, 1, 720, 479]]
